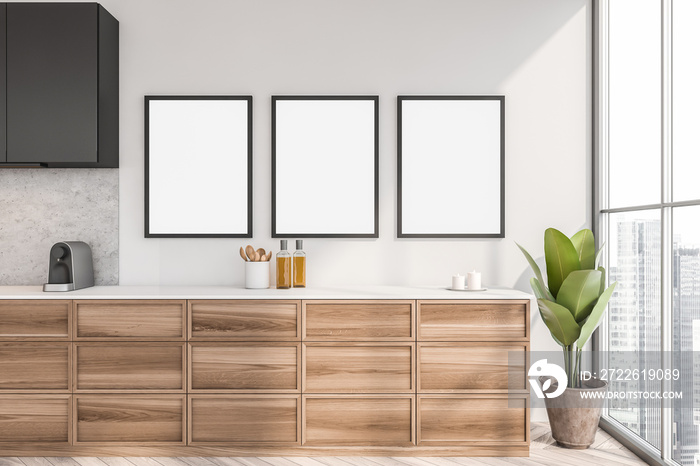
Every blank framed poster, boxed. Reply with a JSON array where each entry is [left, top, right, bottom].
[[398, 95, 505, 238], [145, 96, 253, 238], [272, 96, 379, 238]]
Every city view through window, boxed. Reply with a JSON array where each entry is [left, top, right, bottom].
[[602, 1, 700, 464]]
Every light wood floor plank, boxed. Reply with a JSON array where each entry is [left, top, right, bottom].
[[98, 459, 136, 466], [19, 459, 54, 466], [153, 459, 204, 466], [0, 459, 26, 466], [125, 459, 169, 466], [303, 459, 353, 466], [177, 459, 220, 466], [45, 459, 81, 466], [70, 460, 108, 466], [165, 462, 214, 466]]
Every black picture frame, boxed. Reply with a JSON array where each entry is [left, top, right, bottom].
[[397, 95, 505, 238], [144, 95, 253, 238], [271, 95, 379, 238]]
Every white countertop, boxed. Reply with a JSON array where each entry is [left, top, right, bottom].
[[0, 285, 533, 300]]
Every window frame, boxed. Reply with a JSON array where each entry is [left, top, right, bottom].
[[595, 1, 700, 465]]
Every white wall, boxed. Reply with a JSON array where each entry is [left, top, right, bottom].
[[30, 0, 591, 355]]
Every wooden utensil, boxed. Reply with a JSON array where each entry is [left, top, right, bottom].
[[256, 248, 266, 258], [266, 251, 273, 261], [239, 247, 248, 261], [245, 245, 255, 261], [253, 251, 261, 262]]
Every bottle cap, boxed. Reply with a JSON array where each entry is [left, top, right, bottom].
[[280, 240, 287, 250], [296, 240, 303, 250]]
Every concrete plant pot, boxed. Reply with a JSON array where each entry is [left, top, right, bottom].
[[541, 377, 608, 449]]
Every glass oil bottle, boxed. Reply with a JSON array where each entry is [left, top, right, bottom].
[[276, 240, 292, 289], [293, 240, 306, 287]]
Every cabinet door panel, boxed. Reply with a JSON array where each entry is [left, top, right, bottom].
[[0, 395, 70, 443], [0, 343, 70, 391], [75, 343, 185, 391], [7, 3, 97, 163], [0, 4, 5, 162], [418, 343, 527, 392], [303, 396, 414, 446], [75, 395, 185, 444], [0, 300, 71, 340], [418, 300, 529, 341], [304, 301, 414, 341], [75, 300, 186, 340], [190, 300, 301, 340], [190, 343, 300, 392], [189, 395, 300, 445], [304, 343, 414, 393], [418, 395, 528, 445]]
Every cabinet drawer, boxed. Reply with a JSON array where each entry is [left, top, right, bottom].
[[303, 343, 414, 393], [303, 300, 414, 341], [74, 343, 185, 391], [303, 395, 415, 446], [74, 300, 186, 340], [189, 395, 300, 445], [190, 343, 300, 392], [417, 300, 529, 341], [0, 300, 71, 340], [0, 343, 70, 391], [418, 343, 527, 392], [75, 395, 185, 444], [0, 395, 71, 443], [417, 395, 528, 445], [190, 300, 301, 340]]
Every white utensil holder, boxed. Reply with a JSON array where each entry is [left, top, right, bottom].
[[245, 261, 271, 289]]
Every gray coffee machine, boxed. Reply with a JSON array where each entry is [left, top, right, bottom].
[[43, 241, 95, 292]]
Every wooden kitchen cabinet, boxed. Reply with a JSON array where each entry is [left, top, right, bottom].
[[0, 294, 530, 456], [303, 395, 415, 446], [2, 3, 118, 167], [417, 300, 529, 341], [0, 300, 71, 340], [74, 342, 185, 392], [0, 395, 71, 444], [417, 395, 529, 446], [417, 342, 528, 393], [303, 300, 414, 341], [0, 342, 70, 392], [189, 300, 301, 341], [74, 395, 185, 444], [74, 300, 186, 340], [189, 395, 301, 445], [303, 342, 414, 393], [189, 342, 300, 392]]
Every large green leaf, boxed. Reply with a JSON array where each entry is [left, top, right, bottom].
[[571, 229, 595, 270], [577, 282, 618, 349], [556, 269, 603, 322], [595, 241, 606, 269], [530, 277, 547, 300], [538, 299, 581, 346], [544, 228, 581, 298], [532, 278, 565, 346], [517, 243, 555, 301]]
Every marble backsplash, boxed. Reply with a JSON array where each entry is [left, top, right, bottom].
[[0, 169, 118, 285]]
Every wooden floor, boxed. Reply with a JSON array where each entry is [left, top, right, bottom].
[[0, 423, 647, 466]]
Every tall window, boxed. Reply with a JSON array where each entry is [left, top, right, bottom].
[[598, 1, 700, 465]]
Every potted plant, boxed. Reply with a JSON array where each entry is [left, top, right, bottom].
[[518, 228, 617, 449]]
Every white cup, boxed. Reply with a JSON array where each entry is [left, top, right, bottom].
[[245, 261, 270, 289]]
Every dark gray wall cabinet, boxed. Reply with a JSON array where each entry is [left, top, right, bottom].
[[0, 3, 118, 168]]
